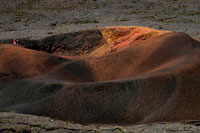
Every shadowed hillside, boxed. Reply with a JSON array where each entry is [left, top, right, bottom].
[[1, 27, 200, 125]]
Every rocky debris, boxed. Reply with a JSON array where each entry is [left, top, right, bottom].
[[1, 112, 200, 133], [0, 0, 199, 40], [0, 112, 99, 133]]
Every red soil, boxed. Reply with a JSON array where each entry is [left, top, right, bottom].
[[0, 45, 66, 82], [0, 27, 200, 124]]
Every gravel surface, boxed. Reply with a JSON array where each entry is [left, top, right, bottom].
[[0, 0, 199, 40], [1, 112, 200, 133]]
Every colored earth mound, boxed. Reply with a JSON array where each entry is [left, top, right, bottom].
[[0, 26, 200, 124]]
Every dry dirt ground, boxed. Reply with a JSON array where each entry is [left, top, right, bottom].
[[0, 0, 199, 40]]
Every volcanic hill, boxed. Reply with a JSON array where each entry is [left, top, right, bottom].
[[0, 26, 200, 125]]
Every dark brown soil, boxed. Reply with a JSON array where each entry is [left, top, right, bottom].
[[0, 29, 106, 57]]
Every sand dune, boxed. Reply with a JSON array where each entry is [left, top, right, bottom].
[[0, 27, 200, 124]]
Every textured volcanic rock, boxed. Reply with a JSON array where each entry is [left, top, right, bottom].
[[1, 112, 200, 133], [0, 27, 200, 125]]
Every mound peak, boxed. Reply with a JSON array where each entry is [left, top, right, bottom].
[[0, 26, 171, 57]]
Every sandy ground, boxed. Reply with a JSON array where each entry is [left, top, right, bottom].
[[0, 0, 199, 40]]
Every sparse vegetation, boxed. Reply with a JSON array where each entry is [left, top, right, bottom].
[[114, 126, 127, 133], [19, 126, 30, 133]]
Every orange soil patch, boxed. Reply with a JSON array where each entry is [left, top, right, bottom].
[[0, 27, 200, 125], [90, 26, 170, 56]]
